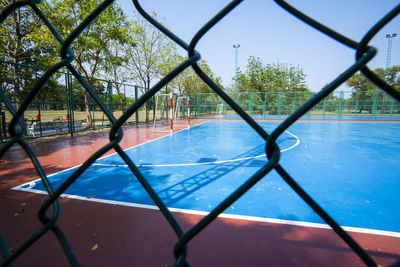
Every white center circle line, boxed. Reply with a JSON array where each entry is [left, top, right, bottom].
[[93, 130, 300, 168]]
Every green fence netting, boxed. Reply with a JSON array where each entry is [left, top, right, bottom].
[[1, 57, 400, 140], [1, 0, 400, 266], [2, 82, 399, 140]]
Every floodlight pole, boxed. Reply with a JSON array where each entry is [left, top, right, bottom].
[[233, 44, 240, 92], [385, 33, 397, 79], [383, 33, 397, 114]]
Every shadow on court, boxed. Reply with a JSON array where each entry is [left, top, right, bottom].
[[155, 144, 267, 205], [152, 131, 297, 205]]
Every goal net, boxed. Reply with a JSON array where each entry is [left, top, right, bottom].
[[216, 103, 223, 118], [153, 93, 190, 133], [174, 95, 190, 130], [153, 93, 174, 133]]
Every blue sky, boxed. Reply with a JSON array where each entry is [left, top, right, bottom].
[[118, 0, 400, 93]]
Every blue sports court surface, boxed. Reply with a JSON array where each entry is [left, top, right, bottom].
[[14, 120, 400, 236]]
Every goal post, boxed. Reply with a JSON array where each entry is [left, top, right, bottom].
[[174, 95, 190, 130], [153, 93, 174, 133], [153, 93, 190, 133], [216, 103, 223, 118]]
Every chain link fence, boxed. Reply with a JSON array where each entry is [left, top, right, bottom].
[[2, 69, 398, 140], [1, 0, 400, 266], [0, 60, 152, 139]]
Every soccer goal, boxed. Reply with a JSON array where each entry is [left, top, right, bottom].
[[216, 103, 224, 118], [153, 93, 190, 133], [174, 95, 190, 130], [153, 93, 174, 133]]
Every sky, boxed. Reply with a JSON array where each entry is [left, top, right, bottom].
[[117, 0, 400, 93]]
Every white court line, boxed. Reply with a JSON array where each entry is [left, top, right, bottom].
[[97, 120, 211, 162], [12, 120, 210, 190], [12, 125, 299, 187], [281, 130, 300, 152], [91, 130, 300, 167], [11, 122, 400, 238], [10, 187, 400, 238]]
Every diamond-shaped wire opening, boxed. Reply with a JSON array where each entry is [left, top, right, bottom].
[[0, 0, 399, 266]]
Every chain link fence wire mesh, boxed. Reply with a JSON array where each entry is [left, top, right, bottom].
[[1, 0, 400, 266]]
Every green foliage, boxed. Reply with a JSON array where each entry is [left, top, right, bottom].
[[0, 1, 222, 115], [0, 1, 51, 103], [71, 77, 106, 103], [160, 52, 224, 94], [122, 13, 178, 121], [236, 56, 308, 93], [233, 56, 309, 113], [38, 0, 130, 76], [346, 65, 400, 113], [34, 0, 130, 126], [112, 94, 134, 106], [124, 14, 174, 90], [176, 60, 224, 94]]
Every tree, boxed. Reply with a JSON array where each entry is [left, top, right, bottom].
[[159, 51, 224, 95], [0, 1, 45, 105], [182, 60, 224, 94], [102, 21, 132, 111], [124, 13, 176, 122], [40, 0, 130, 127], [346, 66, 400, 113], [236, 56, 308, 93], [234, 56, 309, 114]]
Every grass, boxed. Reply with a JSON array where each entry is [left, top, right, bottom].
[[2, 107, 399, 125], [1, 109, 152, 124]]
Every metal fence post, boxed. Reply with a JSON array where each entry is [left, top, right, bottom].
[[70, 72, 75, 134], [354, 92, 360, 118], [0, 105, 5, 141], [66, 71, 74, 136], [249, 92, 253, 115], [37, 102, 42, 136], [338, 91, 344, 120], [262, 101, 266, 116], [107, 81, 113, 113], [153, 95, 156, 121], [372, 90, 378, 120], [123, 84, 126, 113], [277, 92, 282, 119], [390, 98, 395, 119], [307, 91, 312, 120], [135, 85, 139, 127], [292, 92, 296, 114], [197, 93, 201, 118]]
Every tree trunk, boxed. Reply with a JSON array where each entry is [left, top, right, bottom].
[[145, 78, 151, 122], [145, 101, 149, 122], [12, 8, 22, 109], [115, 84, 124, 112], [83, 89, 93, 127], [12, 61, 21, 109]]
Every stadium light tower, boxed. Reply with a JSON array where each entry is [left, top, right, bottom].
[[385, 33, 397, 74], [233, 44, 240, 92]]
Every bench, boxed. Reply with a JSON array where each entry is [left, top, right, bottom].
[[26, 121, 37, 136], [24, 119, 86, 134], [53, 120, 68, 132]]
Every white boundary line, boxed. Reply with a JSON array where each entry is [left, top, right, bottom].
[[98, 120, 211, 162], [12, 120, 211, 189], [91, 129, 299, 168], [10, 120, 400, 238], [281, 130, 300, 152], [10, 187, 400, 238]]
